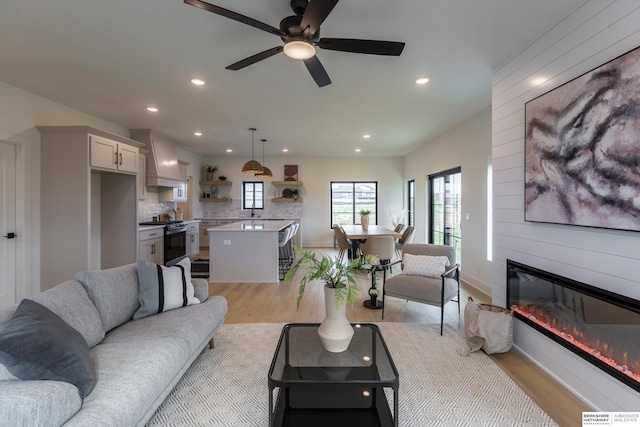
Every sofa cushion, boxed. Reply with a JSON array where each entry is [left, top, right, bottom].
[[105, 295, 228, 354], [0, 299, 94, 398], [63, 337, 191, 427], [74, 264, 140, 332], [0, 380, 82, 427], [30, 280, 105, 347], [134, 257, 199, 320]]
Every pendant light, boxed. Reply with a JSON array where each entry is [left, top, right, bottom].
[[255, 139, 273, 178], [242, 128, 262, 174]]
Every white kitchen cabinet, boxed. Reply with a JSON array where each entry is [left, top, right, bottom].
[[199, 220, 216, 248], [186, 221, 199, 258], [139, 227, 164, 264], [137, 153, 146, 200], [37, 126, 143, 290], [159, 161, 188, 202], [90, 134, 138, 174]]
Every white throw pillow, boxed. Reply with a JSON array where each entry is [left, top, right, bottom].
[[134, 257, 200, 320], [402, 254, 450, 278]]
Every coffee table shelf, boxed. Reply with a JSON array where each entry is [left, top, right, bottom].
[[268, 323, 399, 427]]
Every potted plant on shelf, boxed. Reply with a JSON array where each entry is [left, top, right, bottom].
[[218, 175, 227, 181], [360, 209, 372, 230], [203, 165, 217, 181], [286, 248, 374, 353]]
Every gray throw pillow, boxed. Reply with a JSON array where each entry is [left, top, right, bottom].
[[134, 257, 200, 320], [0, 299, 94, 398]]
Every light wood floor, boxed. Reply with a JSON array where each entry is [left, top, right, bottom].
[[202, 247, 592, 426]]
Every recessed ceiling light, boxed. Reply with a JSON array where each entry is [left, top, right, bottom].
[[282, 148, 289, 152], [355, 148, 361, 153], [146, 106, 159, 112], [531, 76, 548, 86], [194, 132, 202, 136], [226, 148, 233, 153], [191, 78, 206, 86], [415, 77, 430, 85], [363, 134, 371, 139]]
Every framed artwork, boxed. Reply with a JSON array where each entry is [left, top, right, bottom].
[[284, 165, 298, 181], [524, 45, 640, 232]]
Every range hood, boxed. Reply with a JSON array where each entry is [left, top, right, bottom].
[[129, 129, 182, 187]]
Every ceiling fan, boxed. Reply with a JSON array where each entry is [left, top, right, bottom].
[[184, 0, 405, 87]]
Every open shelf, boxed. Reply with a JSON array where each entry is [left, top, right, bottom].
[[272, 181, 303, 186], [272, 197, 302, 203], [199, 180, 232, 186], [199, 197, 232, 203]]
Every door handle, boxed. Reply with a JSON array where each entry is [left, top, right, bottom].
[[3, 232, 17, 239], [119, 152, 123, 165]]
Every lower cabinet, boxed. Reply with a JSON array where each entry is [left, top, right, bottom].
[[199, 220, 216, 248], [186, 222, 199, 258], [139, 228, 164, 264]]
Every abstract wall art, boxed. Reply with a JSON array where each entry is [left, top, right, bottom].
[[524, 45, 640, 232]]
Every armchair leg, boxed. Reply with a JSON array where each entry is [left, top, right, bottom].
[[440, 307, 444, 335], [381, 293, 385, 319]]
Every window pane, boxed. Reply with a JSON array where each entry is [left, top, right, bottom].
[[243, 182, 264, 209], [331, 181, 377, 227]]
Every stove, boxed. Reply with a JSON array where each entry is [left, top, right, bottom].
[[139, 220, 186, 232], [139, 220, 188, 264]]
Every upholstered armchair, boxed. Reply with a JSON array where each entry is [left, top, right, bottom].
[[382, 243, 460, 335]]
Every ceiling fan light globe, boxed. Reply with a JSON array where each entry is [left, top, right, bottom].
[[283, 41, 315, 60]]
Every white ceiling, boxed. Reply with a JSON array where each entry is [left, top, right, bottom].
[[0, 0, 586, 158]]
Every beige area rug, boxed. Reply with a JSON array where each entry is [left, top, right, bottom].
[[146, 323, 558, 427]]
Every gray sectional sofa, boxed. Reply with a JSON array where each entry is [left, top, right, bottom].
[[0, 262, 228, 427]]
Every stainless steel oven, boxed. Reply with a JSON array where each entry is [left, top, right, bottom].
[[139, 220, 187, 265], [163, 222, 187, 265]]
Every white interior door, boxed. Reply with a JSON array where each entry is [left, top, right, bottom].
[[0, 142, 17, 308]]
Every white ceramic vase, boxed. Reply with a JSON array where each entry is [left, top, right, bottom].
[[361, 215, 370, 230], [317, 285, 354, 353]]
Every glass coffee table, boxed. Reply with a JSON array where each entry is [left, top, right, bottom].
[[268, 323, 399, 427]]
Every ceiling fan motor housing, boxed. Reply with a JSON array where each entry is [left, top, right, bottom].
[[280, 14, 319, 41]]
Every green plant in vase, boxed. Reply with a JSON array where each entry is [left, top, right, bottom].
[[203, 165, 217, 181], [359, 208, 372, 230]]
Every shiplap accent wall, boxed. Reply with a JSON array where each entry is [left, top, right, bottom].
[[491, 0, 640, 411]]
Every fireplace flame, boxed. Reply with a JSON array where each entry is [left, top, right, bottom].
[[514, 306, 640, 384]]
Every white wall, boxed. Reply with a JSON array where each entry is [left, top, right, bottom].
[[492, 0, 640, 410], [0, 82, 130, 297], [405, 108, 493, 293], [201, 156, 405, 247]]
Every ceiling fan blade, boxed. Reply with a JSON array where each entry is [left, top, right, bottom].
[[226, 46, 284, 71], [300, 0, 339, 37], [318, 38, 405, 56], [184, 0, 284, 37], [303, 55, 331, 87]]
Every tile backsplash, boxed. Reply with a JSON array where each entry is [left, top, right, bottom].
[[138, 187, 176, 222]]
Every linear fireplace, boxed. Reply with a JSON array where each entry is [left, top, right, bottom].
[[506, 260, 640, 392]]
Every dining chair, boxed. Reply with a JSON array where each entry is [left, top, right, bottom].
[[360, 236, 396, 283], [395, 225, 415, 258], [394, 224, 405, 233], [332, 224, 351, 261], [382, 243, 460, 335]]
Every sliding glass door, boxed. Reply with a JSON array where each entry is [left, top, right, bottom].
[[429, 167, 462, 262]]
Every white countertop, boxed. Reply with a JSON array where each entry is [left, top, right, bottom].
[[208, 219, 294, 232]]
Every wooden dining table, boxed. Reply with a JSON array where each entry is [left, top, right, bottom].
[[340, 224, 402, 240]]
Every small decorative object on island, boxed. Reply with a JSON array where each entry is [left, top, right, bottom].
[[286, 248, 374, 353], [360, 209, 372, 230], [203, 165, 217, 181]]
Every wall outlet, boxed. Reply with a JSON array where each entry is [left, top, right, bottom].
[[223, 240, 231, 245]]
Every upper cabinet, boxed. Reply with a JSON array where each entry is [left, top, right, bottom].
[[159, 160, 189, 202], [90, 134, 139, 174], [129, 129, 182, 187]]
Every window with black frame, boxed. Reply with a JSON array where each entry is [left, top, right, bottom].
[[330, 181, 377, 227], [243, 182, 264, 210]]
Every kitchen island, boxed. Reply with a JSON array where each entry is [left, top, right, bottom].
[[208, 220, 295, 283]]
